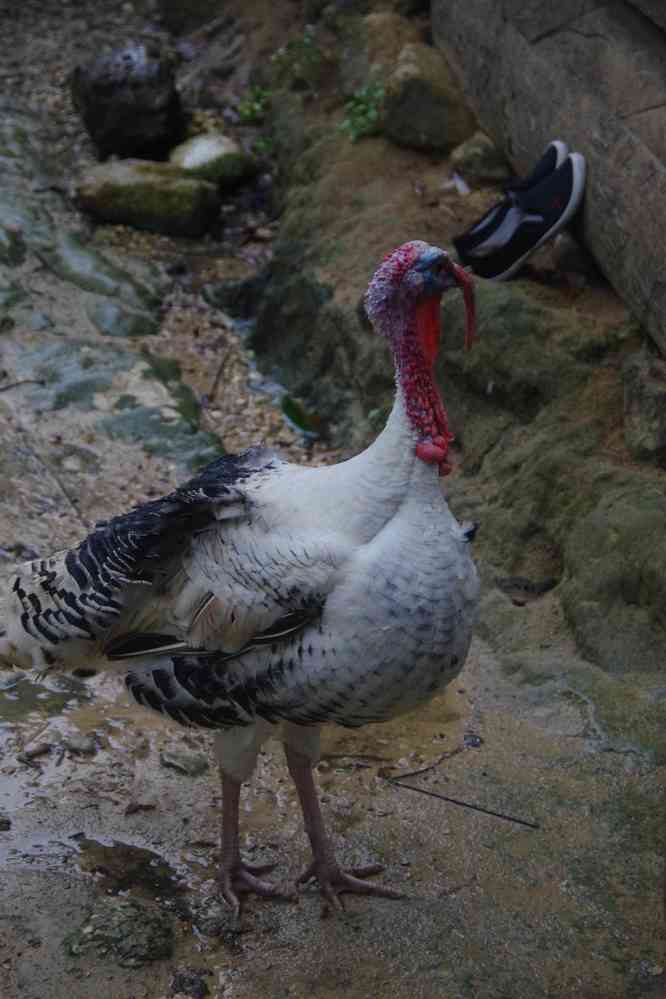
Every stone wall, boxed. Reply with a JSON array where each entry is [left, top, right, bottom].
[[432, 0, 666, 356]]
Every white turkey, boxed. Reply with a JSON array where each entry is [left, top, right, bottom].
[[0, 240, 479, 916]]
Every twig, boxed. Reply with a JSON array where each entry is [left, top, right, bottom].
[[0, 379, 46, 392], [205, 349, 230, 404], [384, 777, 540, 830], [386, 747, 465, 781]]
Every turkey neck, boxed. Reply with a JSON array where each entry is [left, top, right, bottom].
[[309, 350, 449, 539]]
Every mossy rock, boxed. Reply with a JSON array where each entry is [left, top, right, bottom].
[[101, 406, 223, 469], [36, 231, 160, 308], [0, 224, 26, 266], [0, 195, 52, 249], [384, 43, 477, 152], [75, 160, 220, 237], [87, 300, 159, 338], [169, 133, 257, 189], [65, 896, 173, 968], [449, 130, 511, 183]]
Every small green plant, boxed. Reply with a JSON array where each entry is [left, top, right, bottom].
[[340, 83, 385, 142], [271, 26, 324, 92], [252, 135, 275, 158], [238, 86, 272, 125]]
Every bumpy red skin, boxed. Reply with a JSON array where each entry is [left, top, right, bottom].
[[365, 241, 476, 477], [399, 302, 455, 476]]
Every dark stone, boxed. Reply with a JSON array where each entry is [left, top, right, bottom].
[[202, 271, 270, 318], [71, 42, 186, 160], [170, 969, 211, 999]]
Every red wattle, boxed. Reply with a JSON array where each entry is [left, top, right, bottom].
[[415, 299, 441, 367], [415, 442, 446, 464]]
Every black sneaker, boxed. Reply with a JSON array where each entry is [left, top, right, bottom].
[[454, 140, 568, 259], [506, 139, 569, 192], [455, 153, 586, 281]]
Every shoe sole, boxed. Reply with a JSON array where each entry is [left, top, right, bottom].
[[493, 152, 587, 281]]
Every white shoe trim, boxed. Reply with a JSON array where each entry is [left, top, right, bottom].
[[494, 152, 587, 281]]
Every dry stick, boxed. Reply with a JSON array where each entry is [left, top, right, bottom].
[[385, 746, 465, 781], [0, 379, 46, 392], [206, 349, 230, 404], [384, 777, 540, 830]]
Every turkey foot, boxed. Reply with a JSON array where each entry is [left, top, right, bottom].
[[220, 859, 295, 919], [285, 745, 404, 912], [220, 772, 296, 920], [298, 858, 403, 910]]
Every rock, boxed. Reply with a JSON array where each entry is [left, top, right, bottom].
[[35, 231, 160, 309], [0, 280, 24, 311], [383, 43, 477, 152], [551, 232, 600, 281], [449, 131, 511, 184], [169, 969, 211, 999], [62, 733, 97, 756], [169, 133, 256, 189], [64, 896, 174, 967], [87, 300, 159, 338], [203, 271, 269, 318], [0, 224, 26, 266], [623, 346, 666, 465], [338, 13, 421, 97], [0, 812, 11, 830], [432, 0, 666, 359], [158, 0, 222, 35], [160, 749, 210, 777], [70, 42, 186, 159], [75, 160, 220, 237], [0, 196, 52, 249], [28, 312, 52, 331]]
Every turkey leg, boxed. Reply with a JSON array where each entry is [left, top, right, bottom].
[[219, 771, 295, 918], [284, 745, 404, 910]]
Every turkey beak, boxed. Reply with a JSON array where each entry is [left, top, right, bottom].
[[419, 250, 476, 351]]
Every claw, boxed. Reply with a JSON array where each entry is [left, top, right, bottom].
[[297, 859, 404, 913], [220, 861, 297, 923]]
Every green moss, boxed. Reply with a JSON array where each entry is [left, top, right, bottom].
[[0, 225, 26, 266], [101, 406, 223, 469], [0, 281, 24, 310], [36, 231, 159, 308], [53, 376, 111, 410], [88, 300, 159, 338], [270, 26, 328, 92], [238, 86, 272, 124], [141, 353, 201, 428], [114, 393, 139, 410]]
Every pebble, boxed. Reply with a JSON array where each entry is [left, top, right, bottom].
[[160, 750, 209, 777], [63, 733, 97, 755], [17, 741, 52, 763]]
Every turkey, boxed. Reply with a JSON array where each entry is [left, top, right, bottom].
[[0, 240, 479, 916]]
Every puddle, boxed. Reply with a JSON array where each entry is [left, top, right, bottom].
[[74, 837, 191, 917], [0, 670, 91, 729]]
